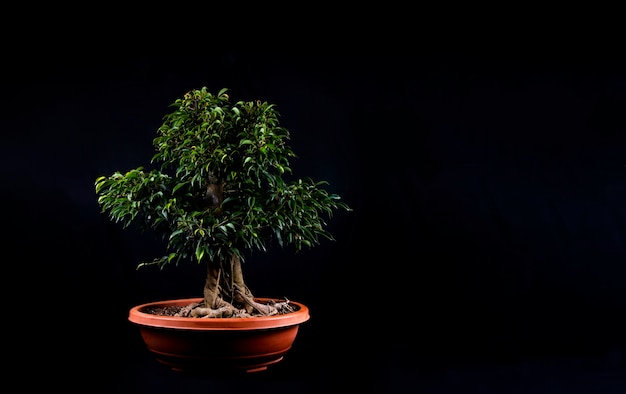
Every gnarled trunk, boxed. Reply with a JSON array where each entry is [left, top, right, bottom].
[[181, 254, 294, 318]]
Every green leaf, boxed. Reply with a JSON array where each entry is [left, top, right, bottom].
[[94, 87, 351, 271], [195, 242, 205, 262]]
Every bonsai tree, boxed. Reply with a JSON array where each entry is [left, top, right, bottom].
[[95, 87, 351, 318]]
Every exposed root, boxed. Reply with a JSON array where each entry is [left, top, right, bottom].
[[242, 296, 295, 316], [190, 306, 234, 318], [164, 296, 296, 318], [175, 302, 201, 317]]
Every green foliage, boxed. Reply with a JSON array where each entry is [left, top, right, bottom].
[[95, 87, 351, 269]]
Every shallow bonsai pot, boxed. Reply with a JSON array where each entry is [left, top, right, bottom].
[[128, 297, 310, 374]]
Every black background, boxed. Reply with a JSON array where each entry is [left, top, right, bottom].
[[5, 44, 626, 393]]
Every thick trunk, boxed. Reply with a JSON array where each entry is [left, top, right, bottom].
[[203, 254, 252, 309], [183, 254, 294, 318]]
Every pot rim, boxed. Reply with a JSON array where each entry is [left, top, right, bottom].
[[128, 297, 310, 330]]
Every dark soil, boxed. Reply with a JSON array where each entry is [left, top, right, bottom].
[[144, 305, 187, 316]]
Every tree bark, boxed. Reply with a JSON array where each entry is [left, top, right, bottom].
[[188, 254, 293, 318]]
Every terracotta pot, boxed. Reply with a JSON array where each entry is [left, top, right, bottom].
[[128, 297, 310, 374]]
